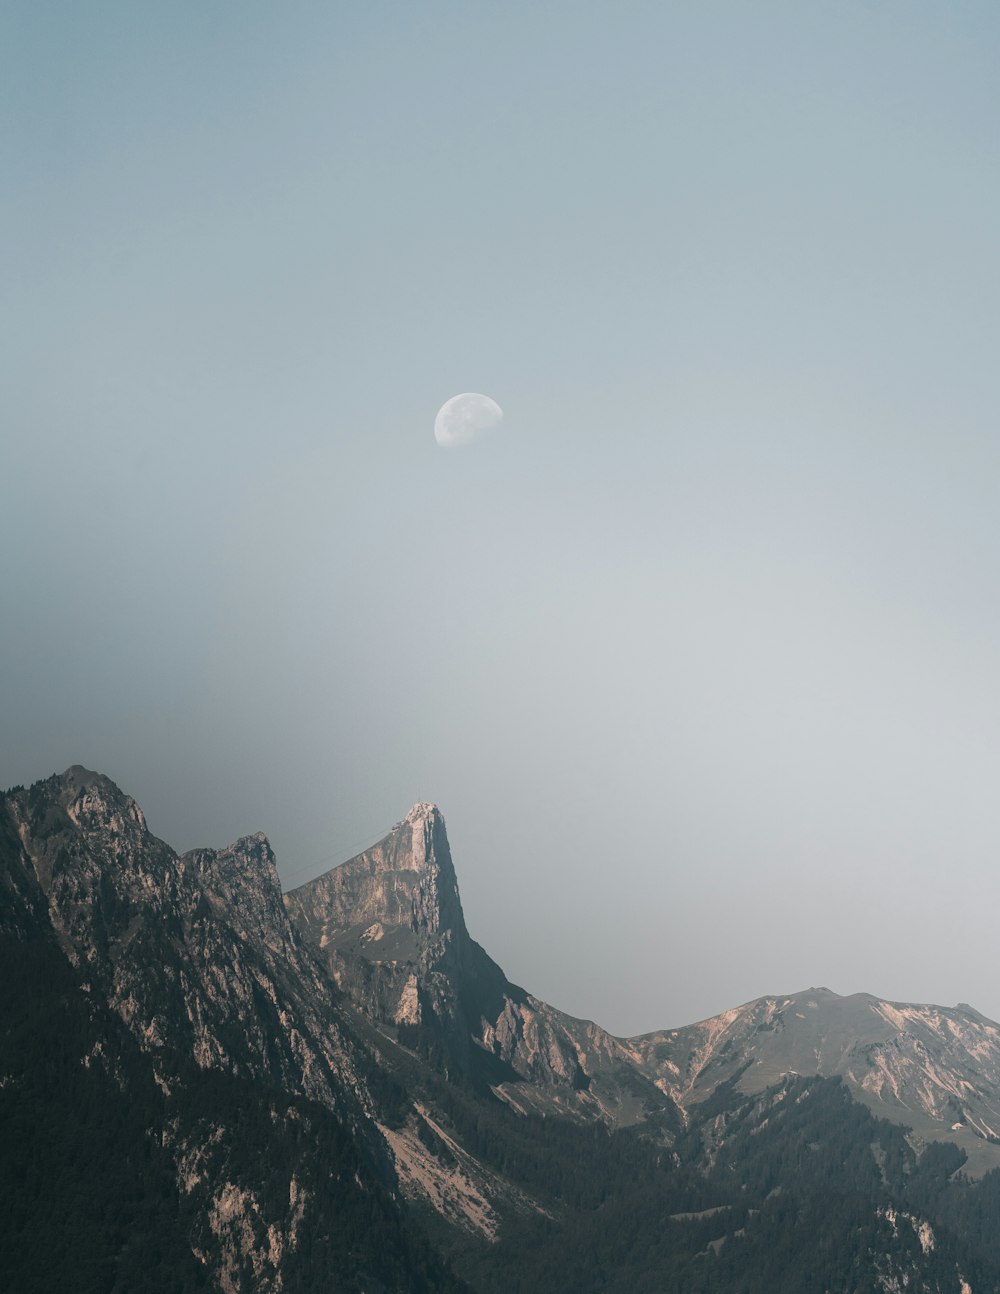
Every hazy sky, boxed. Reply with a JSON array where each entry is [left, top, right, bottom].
[[4, 2, 1000, 1035]]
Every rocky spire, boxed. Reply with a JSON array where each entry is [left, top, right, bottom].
[[283, 802, 468, 948]]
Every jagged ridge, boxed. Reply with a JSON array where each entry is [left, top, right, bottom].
[[0, 767, 463, 1291], [287, 803, 1000, 1175], [6, 766, 1000, 1293]]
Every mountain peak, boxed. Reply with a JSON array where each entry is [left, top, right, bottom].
[[405, 801, 440, 822], [62, 764, 102, 784], [284, 803, 465, 942], [184, 833, 287, 945], [14, 767, 153, 864]]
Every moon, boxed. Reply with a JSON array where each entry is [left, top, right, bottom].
[[434, 393, 503, 448]]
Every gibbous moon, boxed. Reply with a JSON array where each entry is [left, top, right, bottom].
[[434, 393, 503, 448]]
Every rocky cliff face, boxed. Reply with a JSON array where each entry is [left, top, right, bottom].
[[284, 803, 673, 1124], [284, 804, 474, 1038], [287, 803, 464, 942]]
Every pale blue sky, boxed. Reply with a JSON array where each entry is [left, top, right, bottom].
[[3, 2, 1000, 1033]]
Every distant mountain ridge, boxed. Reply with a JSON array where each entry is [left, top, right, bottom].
[[632, 987, 1000, 1176]]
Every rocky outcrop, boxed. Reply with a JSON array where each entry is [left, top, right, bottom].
[[287, 804, 464, 941], [286, 803, 522, 1080], [285, 804, 679, 1127]]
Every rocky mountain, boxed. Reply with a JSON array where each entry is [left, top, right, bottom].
[[285, 801, 1000, 1177], [5, 766, 379, 1116], [4, 766, 1000, 1293], [631, 987, 1000, 1176], [0, 768, 460, 1292], [284, 803, 677, 1129]]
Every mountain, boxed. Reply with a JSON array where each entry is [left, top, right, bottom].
[[284, 803, 678, 1129], [284, 801, 1000, 1177], [4, 767, 1000, 1292], [631, 987, 1000, 1176], [0, 768, 460, 1292]]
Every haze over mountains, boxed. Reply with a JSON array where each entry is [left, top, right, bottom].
[[4, 766, 1000, 1291]]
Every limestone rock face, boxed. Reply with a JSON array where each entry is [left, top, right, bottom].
[[285, 803, 507, 1075], [285, 803, 463, 950], [284, 804, 676, 1124]]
